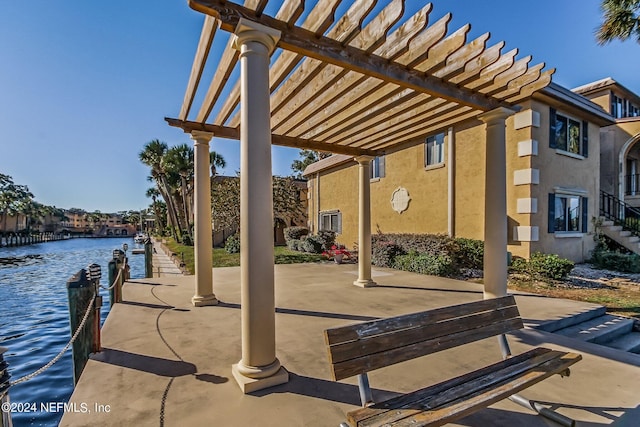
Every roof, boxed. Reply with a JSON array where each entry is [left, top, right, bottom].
[[538, 82, 614, 125], [167, 0, 554, 157], [302, 154, 353, 177], [573, 77, 640, 106]]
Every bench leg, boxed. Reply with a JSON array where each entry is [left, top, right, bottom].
[[509, 393, 576, 427], [357, 373, 374, 407], [499, 333, 512, 359]]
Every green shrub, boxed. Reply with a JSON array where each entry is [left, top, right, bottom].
[[372, 233, 456, 257], [224, 234, 241, 254], [392, 251, 455, 277], [510, 252, 574, 280], [316, 230, 336, 250], [453, 238, 484, 269], [591, 250, 640, 273], [284, 226, 308, 242], [301, 235, 324, 253], [181, 234, 193, 246], [287, 238, 302, 251], [372, 241, 404, 267]]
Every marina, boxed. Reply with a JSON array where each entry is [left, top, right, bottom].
[[0, 237, 144, 426]]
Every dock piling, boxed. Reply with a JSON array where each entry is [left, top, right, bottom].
[[67, 268, 98, 385], [144, 241, 153, 278]]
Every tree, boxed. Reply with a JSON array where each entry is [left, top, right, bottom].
[[139, 139, 182, 239], [140, 139, 226, 243], [290, 150, 331, 178], [211, 176, 240, 233], [597, 0, 640, 44], [211, 175, 306, 237], [165, 143, 194, 241], [0, 174, 34, 233], [272, 177, 306, 227]]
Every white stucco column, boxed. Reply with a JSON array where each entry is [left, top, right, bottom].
[[354, 156, 376, 288], [190, 130, 218, 307], [231, 18, 288, 394], [479, 107, 514, 299]]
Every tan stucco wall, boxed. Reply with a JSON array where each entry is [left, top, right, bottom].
[[453, 121, 485, 241], [308, 99, 603, 262], [529, 100, 599, 262], [598, 120, 640, 199]]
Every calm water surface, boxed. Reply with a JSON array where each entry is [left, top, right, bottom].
[[0, 237, 144, 426]]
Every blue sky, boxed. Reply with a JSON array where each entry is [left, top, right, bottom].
[[1, 0, 639, 212]]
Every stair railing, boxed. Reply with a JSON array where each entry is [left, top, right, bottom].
[[600, 190, 640, 237]]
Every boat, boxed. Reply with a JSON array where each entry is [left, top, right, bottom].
[[133, 233, 147, 244]]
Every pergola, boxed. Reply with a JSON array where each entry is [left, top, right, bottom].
[[167, 0, 553, 393]]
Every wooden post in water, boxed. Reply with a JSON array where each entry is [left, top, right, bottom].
[[107, 260, 117, 308], [0, 346, 12, 427], [144, 240, 153, 278], [67, 268, 96, 385]]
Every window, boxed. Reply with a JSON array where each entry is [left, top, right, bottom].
[[370, 156, 385, 179], [425, 133, 445, 166], [548, 193, 587, 233], [549, 108, 588, 157], [320, 211, 341, 233], [610, 93, 639, 118]]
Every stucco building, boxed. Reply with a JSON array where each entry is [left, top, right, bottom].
[[301, 79, 640, 263]]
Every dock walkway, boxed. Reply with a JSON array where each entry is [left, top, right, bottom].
[[61, 264, 640, 426], [150, 238, 184, 277]]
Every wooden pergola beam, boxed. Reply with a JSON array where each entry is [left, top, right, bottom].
[[165, 117, 380, 157], [188, 0, 510, 111]]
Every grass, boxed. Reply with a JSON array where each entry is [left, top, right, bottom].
[[162, 237, 323, 273], [507, 275, 640, 320]]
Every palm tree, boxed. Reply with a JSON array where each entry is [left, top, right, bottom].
[[210, 151, 227, 177], [139, 139, 183, 239], [165, 144, 194, 240], [145, 187, 166, 232], [597, 0, 640, 44]]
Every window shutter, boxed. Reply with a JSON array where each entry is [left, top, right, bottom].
[[337, 212, 342, 234], [548, 193, 556, 233], [549, 108, 557, 149], [582, 121, 589, 158], [379, 155, 385, 178], [581, 197, 588, 233]]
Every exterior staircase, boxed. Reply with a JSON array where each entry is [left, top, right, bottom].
[[538, 306, 640, 354], [599, 190, 640, 254], [598, 220, 640, 254]]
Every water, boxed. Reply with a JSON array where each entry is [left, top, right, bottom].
[[0, 237, 144, 426]]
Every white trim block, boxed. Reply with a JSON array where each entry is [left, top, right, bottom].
[[514, 110, 541, 129], [513, 168, 540, 185], [513, 226, 539, 242], [516, 198, 538, 214], [518, 139, 538, 157]]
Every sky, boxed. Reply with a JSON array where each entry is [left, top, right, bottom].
[[1, 0, 639, 212]]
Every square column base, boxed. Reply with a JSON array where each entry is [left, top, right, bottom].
[[353, 279, 377, 288], [191, 294, 218, 307], [232, 365, 289, 393]]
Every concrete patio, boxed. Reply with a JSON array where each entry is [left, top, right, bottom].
[[61, 263, 640, 426]]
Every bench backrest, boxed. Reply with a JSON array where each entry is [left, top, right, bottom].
[[324, 295, 523, 381]]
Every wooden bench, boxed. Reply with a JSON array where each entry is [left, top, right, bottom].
[[324, 295, 582, 427]]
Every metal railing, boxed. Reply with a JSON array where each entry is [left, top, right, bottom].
[[600, 190, 640, 237]]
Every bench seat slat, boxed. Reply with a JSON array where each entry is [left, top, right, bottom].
[[385, 352, 582, 427], [332, 317, 523, 381], [328, 306, 521, 364], [325, 296, 517, 345], [349, 348, 582, 427]]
